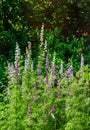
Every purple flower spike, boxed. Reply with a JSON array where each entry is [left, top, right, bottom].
[[15, 61, 18, 70], [46, 53, 49, 70], [66, 66, 73, 75]]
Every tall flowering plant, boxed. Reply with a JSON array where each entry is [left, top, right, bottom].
[[0, 24, 89, 130]]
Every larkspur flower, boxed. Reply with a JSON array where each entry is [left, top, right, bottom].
[[8, 62, 15, 81], [31, 61, 34, 72], [66, 66, 73, 75], [44, 40, 47, 52], [27, 41, 31, 50], [40, 23, 44, 44], [81, 54, 84, 69], [24, 42, 32, 72], [15, 43, 20, 62], [15, 61, 18, 70]]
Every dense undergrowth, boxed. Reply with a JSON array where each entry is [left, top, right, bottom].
[[0, 25, 90, 130]]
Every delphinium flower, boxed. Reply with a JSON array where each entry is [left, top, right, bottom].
[[81, 54, 84, 70], [8, 62, 15, 82], [45, 52, 50, 89], [24, 42, 32, 72], [30, 61, 34, 72], [66, 65, 73, 75], [60, 60, 63, 76], [80, 54, 84, 80], [66, 65, 74, 79], [24, 47, 29, 72], [39, 24, 46, 68], [15, 42, 20, 61], [15, 43, 21, 77], [40, 23, 44, 46], [44, 40, 47, 53]]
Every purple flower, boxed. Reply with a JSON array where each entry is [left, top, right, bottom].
[[46, 53, 49, 70], [15, 61, 18, 70], [66, 66, 73, 75]]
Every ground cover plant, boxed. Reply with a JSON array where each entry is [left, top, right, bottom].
[[0, 25, 90, 130]]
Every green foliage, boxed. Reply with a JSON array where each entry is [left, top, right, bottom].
[[0, 39, 90, 130], [65, 66, 90, 130], [0, 55, 7, 93], [0, 0, 90, 61]]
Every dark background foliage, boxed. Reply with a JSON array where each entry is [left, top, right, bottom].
[[0, 0, 90, 57]]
